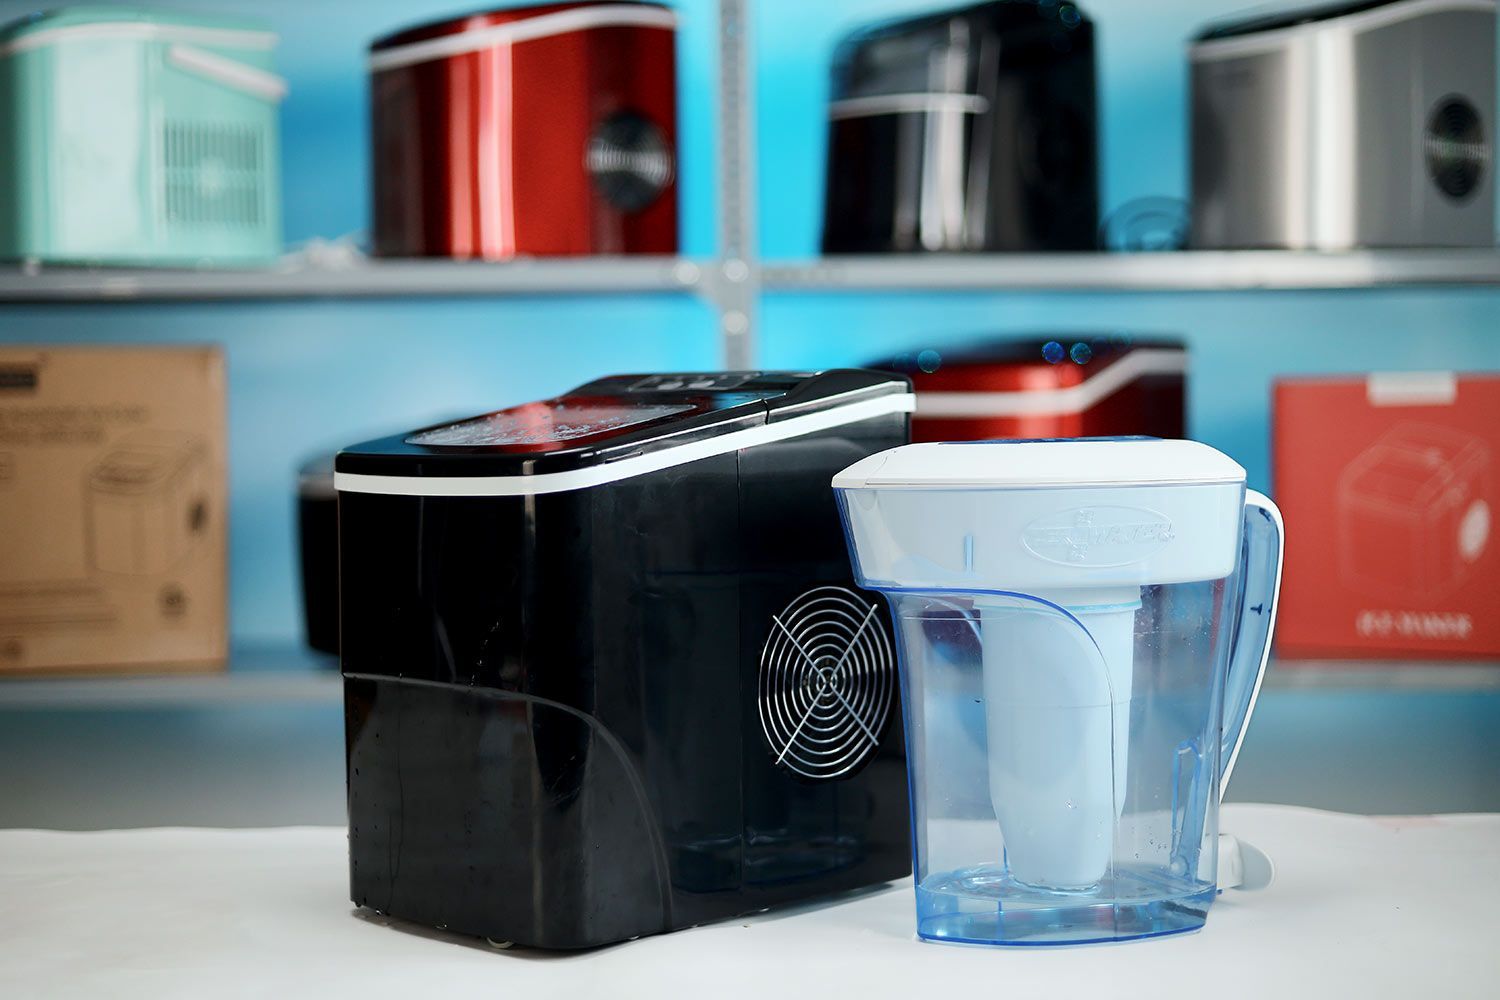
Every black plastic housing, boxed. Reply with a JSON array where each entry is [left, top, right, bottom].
[[338, 371, 913, 949], [297, 456, 339, 657]]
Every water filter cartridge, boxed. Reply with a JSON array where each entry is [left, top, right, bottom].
[[981, 589, 1138, 890]]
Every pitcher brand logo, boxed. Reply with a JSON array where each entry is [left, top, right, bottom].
[[1023, 506, 1174, 567]]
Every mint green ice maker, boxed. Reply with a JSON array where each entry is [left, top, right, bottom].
[[0, 7, 286, 265]]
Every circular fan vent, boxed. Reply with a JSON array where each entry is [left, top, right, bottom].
[[1425, 96, 1488, 201], [759, 586, 895, 781], [586, 111, 674, 213]]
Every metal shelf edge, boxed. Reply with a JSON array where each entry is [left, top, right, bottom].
[[0, 256, 705, 303], [1266, 660, 1500, 690], [762, 250, 1500, 292]]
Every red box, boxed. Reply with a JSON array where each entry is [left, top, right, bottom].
[[1273, 373, 1500, 659]]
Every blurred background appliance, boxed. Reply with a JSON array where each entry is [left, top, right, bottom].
[[881, 335, 1186, 442], [822, 0, 1098, 253], [0, 7, 285, 265], [1190, 0, 1497, 249], [335, 370, 914, 948], [295, 454, 337, 657], [369, 1, 678, 259]]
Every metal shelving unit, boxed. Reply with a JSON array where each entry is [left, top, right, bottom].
[[2, 1, 1498, 366], [0, 1, 1493, 777], [7, 248, 1497, 306]]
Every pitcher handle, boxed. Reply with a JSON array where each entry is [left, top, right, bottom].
[[1221, 490, 1285, 797]]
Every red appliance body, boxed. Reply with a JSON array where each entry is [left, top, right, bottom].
[[370, 2, 678, 259], [885, 337, 1187, 442]]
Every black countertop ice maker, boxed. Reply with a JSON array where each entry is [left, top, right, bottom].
[[335, 370, 915, 948], [822, 0, 1099, 253]]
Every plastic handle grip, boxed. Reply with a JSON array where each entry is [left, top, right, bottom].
[[1220, 490, 1284, 797]]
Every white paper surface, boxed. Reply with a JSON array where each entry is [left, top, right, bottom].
[[2, 805, 1498, 1000]]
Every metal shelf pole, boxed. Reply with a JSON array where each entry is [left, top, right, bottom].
[[715, 0, 758, 369]]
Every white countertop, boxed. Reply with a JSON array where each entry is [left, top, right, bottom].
[[2, 804, 1497, 999]]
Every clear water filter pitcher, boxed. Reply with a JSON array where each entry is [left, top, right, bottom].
[[834, 438, 1284, 945]]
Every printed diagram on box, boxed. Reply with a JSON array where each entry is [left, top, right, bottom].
[[0, 430, 211, 659], [85, 431, 210, 577], [1337, 423, 1491, 600]]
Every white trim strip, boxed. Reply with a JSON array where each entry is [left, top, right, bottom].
[[167, 45, 287, 101], [914, 349, 1187, 418], [368, 5, 677, 72], [828, 93, 989, 121], [1367, 371, 1458, 406], [0, 22, 277, 57], [335, 392, 916, 497], [1190, 0, 1495, 62]]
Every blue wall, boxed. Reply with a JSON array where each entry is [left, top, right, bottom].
[[1, 0, 1498, 647]]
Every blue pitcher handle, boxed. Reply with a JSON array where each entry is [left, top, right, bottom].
[[1216, 490, 1284, 892], [1221, 490, 1284, 795]]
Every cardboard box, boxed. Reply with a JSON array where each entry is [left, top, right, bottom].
[[1273, 372, 1500, 659], [0, 347, 226, 674]]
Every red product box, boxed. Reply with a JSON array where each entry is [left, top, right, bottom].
[[1273, 372, 1500, 659]]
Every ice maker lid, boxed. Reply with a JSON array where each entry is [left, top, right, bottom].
[[369, 1, 676, 70], [833, 437, 1245, 490], [0, 7, 275, 47], [829, 0, 1092, 103], [335, 370, 913, 490], [1193, 0, 1494, 42], [876, 336, 1187, 409]]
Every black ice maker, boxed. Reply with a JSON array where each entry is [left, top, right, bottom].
[[822, 0, 1099, 253], [336, 370, 914, 948]]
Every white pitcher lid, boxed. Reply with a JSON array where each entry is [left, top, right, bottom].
[[832, 437, 1246, 490]]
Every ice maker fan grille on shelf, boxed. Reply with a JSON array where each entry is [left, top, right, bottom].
[[758, 586, 895, 781], [161, 121, 268, 228], [1425, 96, 1488, 201]]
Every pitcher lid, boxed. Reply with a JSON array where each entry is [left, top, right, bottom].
[[832, 437, 1246, 490]]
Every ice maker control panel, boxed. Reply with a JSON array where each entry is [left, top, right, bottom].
[[629, 373, 756, 392]]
